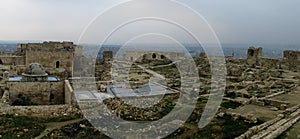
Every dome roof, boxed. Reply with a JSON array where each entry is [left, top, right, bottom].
[[24, 63, 47, 75]]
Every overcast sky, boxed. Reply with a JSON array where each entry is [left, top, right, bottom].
[[0, 0, 300, 46]]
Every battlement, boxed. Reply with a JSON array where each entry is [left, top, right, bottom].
[[17, 41, 76, 52]]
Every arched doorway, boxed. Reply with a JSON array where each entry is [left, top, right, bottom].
[[152, 53, 157, 59], [0, 59, 3, 65]]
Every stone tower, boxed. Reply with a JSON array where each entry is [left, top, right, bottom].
[[247, 47, 262, 67], [283, 50, 300, 72], [19, 41, 77, 77]]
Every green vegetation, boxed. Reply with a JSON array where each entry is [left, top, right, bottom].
[[221, 101, 242, 109], [41, 120, 110, 139], [166, 114, 262, 139], [0, 113, 83, 138], [38, 113, 83, 123], [0, 114, 45, 139]]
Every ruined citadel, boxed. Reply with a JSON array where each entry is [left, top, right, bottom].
[[0, 41, 299, 138]]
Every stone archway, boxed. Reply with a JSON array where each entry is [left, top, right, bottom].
[[152, 53, 157, 59]]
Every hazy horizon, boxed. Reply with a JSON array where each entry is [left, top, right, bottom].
[[0, 0, 300, 47]]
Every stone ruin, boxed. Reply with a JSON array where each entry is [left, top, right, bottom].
[[247, 46, 262, 67], [102, 51, 113, 61], [125, 51, 185, 62], [283, 50, 300, 72], [0, 41, 82, 79]]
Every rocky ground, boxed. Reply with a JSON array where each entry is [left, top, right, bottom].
[[0, 54, 299, 138]]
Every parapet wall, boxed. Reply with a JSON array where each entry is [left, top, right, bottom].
[[0, 55, 25, 66], [0, 105, 80, 118]]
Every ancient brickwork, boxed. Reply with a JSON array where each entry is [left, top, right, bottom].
[[103, 51, 113, 61], [7, 81, 64, 105], [247, 47, 262, 66], [0, 54, 25, 65], [283, 50, 300, 72], [23, 42, 75, 76]]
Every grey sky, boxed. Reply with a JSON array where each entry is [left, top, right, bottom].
[[0, 0, 299, 45]]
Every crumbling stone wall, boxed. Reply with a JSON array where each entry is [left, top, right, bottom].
[[0, 54, 25, 66], [247, 47, 262, 66], [24, 42, 76, 76], [7, 81, 65, 105], [0, 105, 80, 118], [261, 58, 281, 69], [283, 50, 300, 72], [102, 51, 113, 61], [125, 51, 185, 62]]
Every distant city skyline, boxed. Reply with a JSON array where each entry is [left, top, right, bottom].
[[0, 0, 300, 47]]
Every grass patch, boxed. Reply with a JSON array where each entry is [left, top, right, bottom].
[[221, 101, 242, 109], [0, 114, 45, 139], [42, 120, 110, 139]]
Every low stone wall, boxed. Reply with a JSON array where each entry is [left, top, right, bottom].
[[0, 105, 80, 118], [235, 116, 283, 139], [64, 80, 77, 106], [0, 55, 25, 66], [223, 112, 258, 124], [262, 99, 288, 110], [236, 105, 300, 139], [250, 97, 288, 110], [262, 58, 281, 69], [7, 81, 64, 105]]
